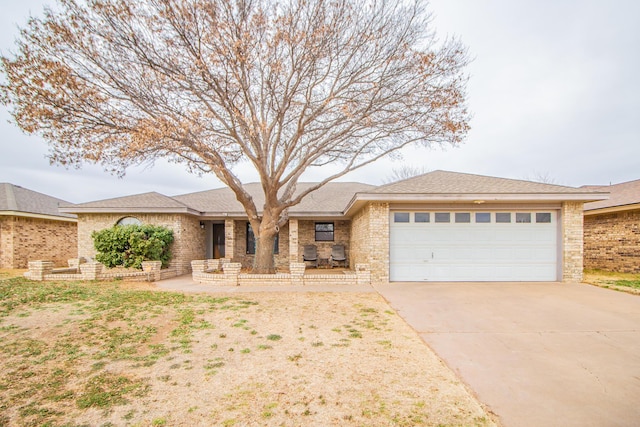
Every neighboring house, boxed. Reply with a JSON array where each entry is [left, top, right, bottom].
[[59, 170, 607, 283], [0, 183, 78, 268], [583, 179, 640, 273]]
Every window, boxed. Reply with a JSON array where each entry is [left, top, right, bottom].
[[455, 212, 471, 223], [393, 213, 410, 223], [475, 212, 491, 223], [435, 212, 450, 223], [536, 213, 552, 223], [415, 213, 430, 223], [496, 213, 511, 223], [116, 216, 142, 226], [246, 223, 279, 254], [516, 213, 532, 223], [315, 222, 335, 241]]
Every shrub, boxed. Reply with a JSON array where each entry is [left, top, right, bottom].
[[92, 224, 174, 269]]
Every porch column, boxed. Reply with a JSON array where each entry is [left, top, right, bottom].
[[224, 219, 235, 261], [289, 219, 299, 265]]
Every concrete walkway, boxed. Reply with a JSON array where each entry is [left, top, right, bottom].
[[155, 274, 375, 293], [375, 282, 640, 427]]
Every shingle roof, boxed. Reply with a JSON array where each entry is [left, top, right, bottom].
[[59, 170, 608, 217], [372, 170, 592, 194], [583, 179, 640, 211], [59, 192, 195, 213], [174, 182, 376, 215], [0, 183, 76, 219]]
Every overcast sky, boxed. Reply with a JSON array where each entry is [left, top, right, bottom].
[[1, 0, 639, 203]]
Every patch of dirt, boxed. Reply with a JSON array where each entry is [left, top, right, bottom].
[[0, 289, 496, 426]]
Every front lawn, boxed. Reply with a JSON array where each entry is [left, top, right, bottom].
[[0, 277, 494, 426]]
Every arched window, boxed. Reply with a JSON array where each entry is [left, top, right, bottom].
[[116, 216, 142, 226]]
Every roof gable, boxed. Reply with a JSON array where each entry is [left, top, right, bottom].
[[372, 170, 589, 194], [0, 183, 76, 219]]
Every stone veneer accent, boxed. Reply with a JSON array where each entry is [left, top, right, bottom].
[[350, 202, 389, 284], [224, 219, 235, 261], [288, 219, 299, 265], [0, 216, 77, 268], [77, 213, 205, 275], [561, 201, 584, 282], [584, 209, 640, 273]]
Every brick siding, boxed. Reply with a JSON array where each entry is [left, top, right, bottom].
[[77, 213, 205, 275], [584, 209, 640, 273], [350, 202, 389, 284], [296, 220, 351, 262], [232, 220, 291, 269], [561, 201, 584, 282], [0, 216, 77, 268]]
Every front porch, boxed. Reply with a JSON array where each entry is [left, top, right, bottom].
[[200, 218, 352, 269]]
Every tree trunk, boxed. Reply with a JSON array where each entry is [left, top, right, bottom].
[[253, 230, 277, 274]]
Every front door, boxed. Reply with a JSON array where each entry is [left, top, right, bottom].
[[213, 224, 225, 259]]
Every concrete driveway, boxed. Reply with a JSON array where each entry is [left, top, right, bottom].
[[375, 282, 640, 427]]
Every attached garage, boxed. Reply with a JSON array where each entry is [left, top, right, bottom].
[[390, 210, 559, 281], [345, 170, 609, 284]]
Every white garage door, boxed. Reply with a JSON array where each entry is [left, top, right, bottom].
[[390, 211, 559, 282]]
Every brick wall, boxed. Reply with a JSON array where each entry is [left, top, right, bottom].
[[233, 220, 291, 269], [561, 201, 584, 282], [0, 215, 77, 268], [77, 213, 205, 275], [584, 209, 640, 273], [296, 220, 351, 262], [0, 217, 12, 268], [350, 202, 389, 284], [349, 204, 371, 269]]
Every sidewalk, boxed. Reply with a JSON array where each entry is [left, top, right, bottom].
[[154, 274, 375, 293]]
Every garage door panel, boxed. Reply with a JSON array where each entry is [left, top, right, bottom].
[[390, 211, 558, 282]]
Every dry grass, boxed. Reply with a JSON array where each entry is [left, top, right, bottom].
[[0, 269, 27, 279], [0, 276, 496, 426], [583, 269, 640, 294]]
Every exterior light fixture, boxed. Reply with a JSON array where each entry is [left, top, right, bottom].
[[200, 221, 206, 229]]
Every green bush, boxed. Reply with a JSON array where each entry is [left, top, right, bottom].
[[92, 224, 174, 269]]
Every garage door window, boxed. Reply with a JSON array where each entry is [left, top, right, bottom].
[[516, 213, 532, 223], [496, 213, 511, 223], [435, 212, 450, 223], [415, 213, 430, 223], [393, 213, 410, 223], [455, 212, 471, 223], [536, 213, 552, 223], [475, 212, 491, 223]]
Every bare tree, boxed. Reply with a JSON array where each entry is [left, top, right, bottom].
[[522, 171, 558, 185], [382, 165, 430, 184], [1, 0, 469, 273]]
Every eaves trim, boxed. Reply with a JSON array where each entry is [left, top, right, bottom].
[[344, 192, 610, 215], [0, 211, 78, 222], [584, 203, 640, 216], [58, 207, 202, 216]]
